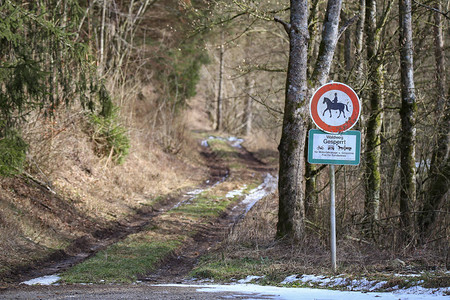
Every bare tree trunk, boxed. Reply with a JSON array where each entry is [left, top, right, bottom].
[[242, 78, 254, 136], [99, 0, 107, 76], [304, 134, 317, 221], [363, 0, 387, 237], [399, 0, 417, 241], [355, 0, 365, 81], [417, 0, 449, 242], [343, 12, 352, 72], [275, 0, 309, 240], [304, 0, 321, 222], [215, 31, 225, 132], [354, 0, 366, 138], [311, 0, 343, 86], [307, 0, 321, 76], [276, 0, 342, 239], [305, 0, 343, 223]]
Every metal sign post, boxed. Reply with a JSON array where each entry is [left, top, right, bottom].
[[308, 82, 362, 273], [330, 164, 337, 273]]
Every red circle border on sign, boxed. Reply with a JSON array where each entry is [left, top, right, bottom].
[[309, 82, 360, 133]]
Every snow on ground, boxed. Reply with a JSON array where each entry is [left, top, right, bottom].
[[201, 136, 244, 149], [279, 274, 448, 296], [159, 283, 448, 299], [172, 188, 206, 209], [241, 173, 277, 214], [237, 275, 264, 284], [22, 275, 61, 285], [226, 185, 247, 198], [227, 136, 244, 148]]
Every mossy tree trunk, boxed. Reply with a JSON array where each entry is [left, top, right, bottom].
[[275, 0, 309, 240], [276, 0, 342, 239], [304, 0, 321, 223], [399, 0, 417, 241], [305, 0, 342, 223], [363, 0, 392, 237], [417, 0, 449, 242]]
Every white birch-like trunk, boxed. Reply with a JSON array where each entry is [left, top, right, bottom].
[[399, 0, 417, 240]]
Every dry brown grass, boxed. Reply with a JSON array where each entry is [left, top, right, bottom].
[[0, 77, 209, 281], [221, 190, 448, 277]]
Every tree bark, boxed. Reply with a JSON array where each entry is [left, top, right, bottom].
[[343, 12, 352, 73], [417, 0, 449, 242], [355, 0, 365, 81], [399, 0, 417, 241], [277, 0, 342, 239], [215, 31, 225, 131], [242, 78, 254, 136], [276, 0, 309, 240], [311, 0, 343, 86], [363, 0, 385, 236], [99, 0, 107, 76], [305, 0, 343, 223]]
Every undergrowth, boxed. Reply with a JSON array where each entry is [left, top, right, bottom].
[[62, 233, 182, 284], [89, 106, 130, 165], [0, 128, 27, 176]]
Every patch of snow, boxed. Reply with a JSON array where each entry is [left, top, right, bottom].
[[281, 275, 299, 284], [242, 173, 278, 215], [279, 274, 449, 296], [158, 284, 447, 299], [237, 275, 264, 284], [300, 274, 325, 283], [370, 281, 388, 291], [227, 136, 244, 148], [226, 185, 247, 198], [330, 277, 347, 287], [172, 189, 205, 209], [22, 274, 61, 285], [186, 189, 205, 196], [205, 136, 244, 148]]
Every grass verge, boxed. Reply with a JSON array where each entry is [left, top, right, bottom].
[[60, 179, 248, 284], [61, 231, 182, 284]]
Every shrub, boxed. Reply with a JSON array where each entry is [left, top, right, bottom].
[[0, 128, 28, 176], [89, 106, 130, 165]]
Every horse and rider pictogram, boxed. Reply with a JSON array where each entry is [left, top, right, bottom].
[[322, 93, 349, 118], [309, 82, 361, 133]]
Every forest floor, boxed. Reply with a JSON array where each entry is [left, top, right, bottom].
[[1, 133, 449, 299], [0, 133, 279, 287]]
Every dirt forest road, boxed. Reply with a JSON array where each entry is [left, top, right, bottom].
[[0, 284, 272, 299], [1, 136, 277, 299]]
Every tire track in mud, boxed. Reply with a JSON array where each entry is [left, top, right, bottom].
[[138, 137, 277, 283], [10, 136, 276, 286]]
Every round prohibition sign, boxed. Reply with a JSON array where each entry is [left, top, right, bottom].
[[309, 82, 361, 133]]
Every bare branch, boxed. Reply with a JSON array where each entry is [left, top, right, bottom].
[[338, 14, 359, 40], [248, 93, 283, 115], [413, 0, 450, 19], [274, 16, 291, 35]]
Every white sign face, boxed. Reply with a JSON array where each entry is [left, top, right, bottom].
[[308, 130, 361, 165], [309, 82, 361, 133], [315, 90, 355, 127]]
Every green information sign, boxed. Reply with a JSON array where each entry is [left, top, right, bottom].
[[308, 129, 361, 165]]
